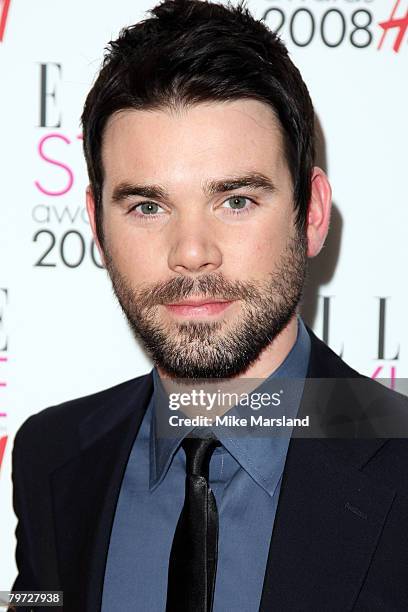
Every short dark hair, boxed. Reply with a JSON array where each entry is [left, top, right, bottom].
[[82, 0, 315, 244]]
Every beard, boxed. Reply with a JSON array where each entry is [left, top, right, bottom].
[[104, 230, 307, 379]]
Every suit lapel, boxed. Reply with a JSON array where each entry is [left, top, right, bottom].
[[259, 329, 396, 611], [49, 373, 153, 612], [259, 437, 395, 611]]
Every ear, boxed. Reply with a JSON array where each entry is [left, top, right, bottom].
[[306, 167, 332, 258], [86, 186, 105, 264]]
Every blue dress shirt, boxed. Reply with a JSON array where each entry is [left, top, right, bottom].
[[102, 317, 311, 612]]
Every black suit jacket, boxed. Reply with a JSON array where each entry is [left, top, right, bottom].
[[10, 328, 408, 611]]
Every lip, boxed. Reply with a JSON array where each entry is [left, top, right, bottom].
[[164, 299, 234, 317]]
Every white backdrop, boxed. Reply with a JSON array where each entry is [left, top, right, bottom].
[[1, 0, 407, 588]]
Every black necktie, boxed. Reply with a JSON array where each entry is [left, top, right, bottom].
[[166, 436, 220, 612]]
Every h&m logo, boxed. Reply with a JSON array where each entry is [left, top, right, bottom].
[[0, 0, 11, 43]]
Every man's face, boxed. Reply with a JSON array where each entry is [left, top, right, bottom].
[[97, 100, 307, 379]]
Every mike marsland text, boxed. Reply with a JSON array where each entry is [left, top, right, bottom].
[[168, 415, 310, 428]]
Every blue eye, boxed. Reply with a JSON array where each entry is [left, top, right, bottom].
[[137, 202, 162, 215], [223, 196, 249, 210]]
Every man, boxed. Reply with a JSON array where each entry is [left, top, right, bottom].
[[10, 1, 408, 611]]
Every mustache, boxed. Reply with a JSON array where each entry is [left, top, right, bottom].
[[135, 273, 261, 308]]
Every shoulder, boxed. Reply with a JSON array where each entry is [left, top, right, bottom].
[[305, 325, 408, 437], [12, 373, 153, 470], [306, 325, 361, 379]]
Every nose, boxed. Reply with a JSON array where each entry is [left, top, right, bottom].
[[167, 213, 222, 275]]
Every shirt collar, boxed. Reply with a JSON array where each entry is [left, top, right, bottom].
[[150, 316, 311, 495]]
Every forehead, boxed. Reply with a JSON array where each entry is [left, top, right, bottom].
[[101, 99, 288, 189]]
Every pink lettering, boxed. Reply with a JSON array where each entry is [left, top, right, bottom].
[[0, 436, 7, 472], [35, 133, 74, 196]]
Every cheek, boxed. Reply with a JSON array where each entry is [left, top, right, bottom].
[[103, 216, 164, 281], [224, 217, 290, 277], [251, 237, 284, 274]]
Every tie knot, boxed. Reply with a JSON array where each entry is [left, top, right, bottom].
[[182, 436, 220, 479]]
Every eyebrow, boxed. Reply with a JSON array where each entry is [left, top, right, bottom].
[[204, 173, 277, 196], [110, 172, 276, 204], [111, 182, 168, 203]]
